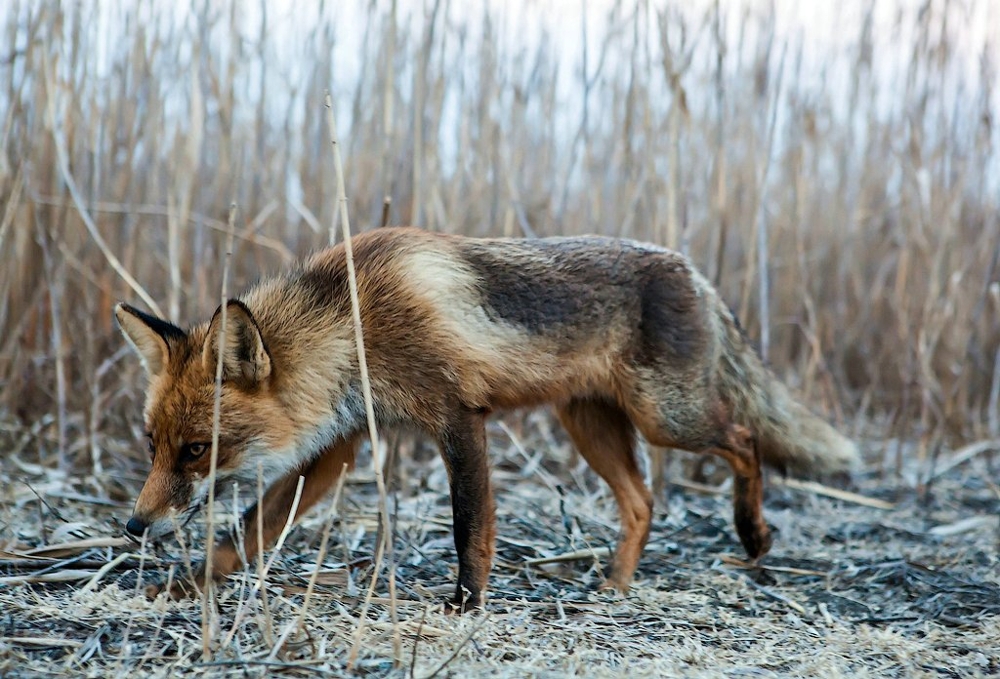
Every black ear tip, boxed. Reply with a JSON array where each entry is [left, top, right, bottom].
[[211, 298, 251, 320], [226, 299, 255, 318], [115, 302, 146, 318], [118, 305, 187, 341]]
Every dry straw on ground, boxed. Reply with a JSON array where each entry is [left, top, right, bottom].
[[1, 0, 998, 676], [1, 424, 998, 676]]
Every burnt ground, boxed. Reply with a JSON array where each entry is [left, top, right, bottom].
[[1, 413, 998, 677]]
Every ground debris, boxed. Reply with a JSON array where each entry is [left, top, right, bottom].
[[1, 423, 999, 677]]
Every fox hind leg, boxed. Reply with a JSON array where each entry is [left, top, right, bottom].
[[709, 423, 772, 559], [630, 396, 771, 559], [556, 397, 653, 592]]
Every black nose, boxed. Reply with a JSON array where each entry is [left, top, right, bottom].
[[125, 516, 148, 537]]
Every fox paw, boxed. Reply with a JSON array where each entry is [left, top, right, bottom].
[[596, 578, 630, 594], [739, 526, 773, 561], [445, 588, 485, 615]]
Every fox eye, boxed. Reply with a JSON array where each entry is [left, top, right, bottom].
[[145, 435, 155, 459], [182, 442, 209, 462]]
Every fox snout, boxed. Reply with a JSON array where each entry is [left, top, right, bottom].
[[124, 516, 150, 538], [123, 465, 199, 541], [123, 509, 181, 541]]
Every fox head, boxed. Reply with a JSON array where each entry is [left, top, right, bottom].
[[115, 300, 294, 540]]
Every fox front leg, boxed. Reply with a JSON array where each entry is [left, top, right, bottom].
[[143, 547, 241, 601], [437, 406, 496, 613], [144, 438, 357, 600]]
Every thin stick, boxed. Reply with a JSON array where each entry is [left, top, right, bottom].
[[260, 476, 306, 575], [219, 485, 252, 651], [381, 197, 393, 228], [33, 224, 67, 470], [201, 202, 238, 658], [79, 552, 133, 593], [136, 564, 175, 671], [255, 462, 274, 646], [324, 91, 399, 668], [114, 528, 149, 673], [381, 0, 397, 217], [220, 463, 272, 651], [719, 564, 807, 614], [524, 546, 612, 566], [419, 615, 490, 679], [0, 164, 23, 254], [223, 474, 306, 650]]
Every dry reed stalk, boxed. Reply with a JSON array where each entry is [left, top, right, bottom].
[[109, 529, 150, 673], [324, 91, 401, 668], [165, 55, 204, 323], [709, 0, 728, 288], [410, 0, 442, 227], [218, 483, 250, 648], [0, 165, 22, 262], [658, 8, 692, 251], [88, 347, 127, 477], [419, 615, 490, 679], [34, 223, 67, 469], [381, 0, 398, 216], [752, 39, 787, 362]]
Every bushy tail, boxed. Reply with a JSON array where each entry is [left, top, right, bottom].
[[712, 299, 860, 477]]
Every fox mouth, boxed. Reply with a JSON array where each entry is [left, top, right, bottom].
[[181, 495, 206, 526], [125, 472, 251, 544], [123, 496, 205, 545]]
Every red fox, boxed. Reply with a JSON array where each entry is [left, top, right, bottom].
[[116, 227, 858, 611]]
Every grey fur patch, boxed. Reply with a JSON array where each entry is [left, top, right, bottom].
[[459, 237, 643, 333]]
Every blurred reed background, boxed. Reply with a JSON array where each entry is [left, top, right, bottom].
[[0, 0, 997, 481]]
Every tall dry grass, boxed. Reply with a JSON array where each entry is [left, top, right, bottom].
[[0, 0, 997, 482]]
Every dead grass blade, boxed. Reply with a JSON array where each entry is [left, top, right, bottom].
[[13, 536, 129, 558], [200, 201, 239, 658], [417, 615, 490, 679], [926, 439, 1000, 482]]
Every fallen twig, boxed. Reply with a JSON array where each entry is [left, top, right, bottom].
[[774, 477, 894, 510], [927, 516, 997, 537], [525, 547, 611, 566]]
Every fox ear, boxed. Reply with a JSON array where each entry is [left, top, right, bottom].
[[203, 300, 271, 386], [115, 303, 186, 377]]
